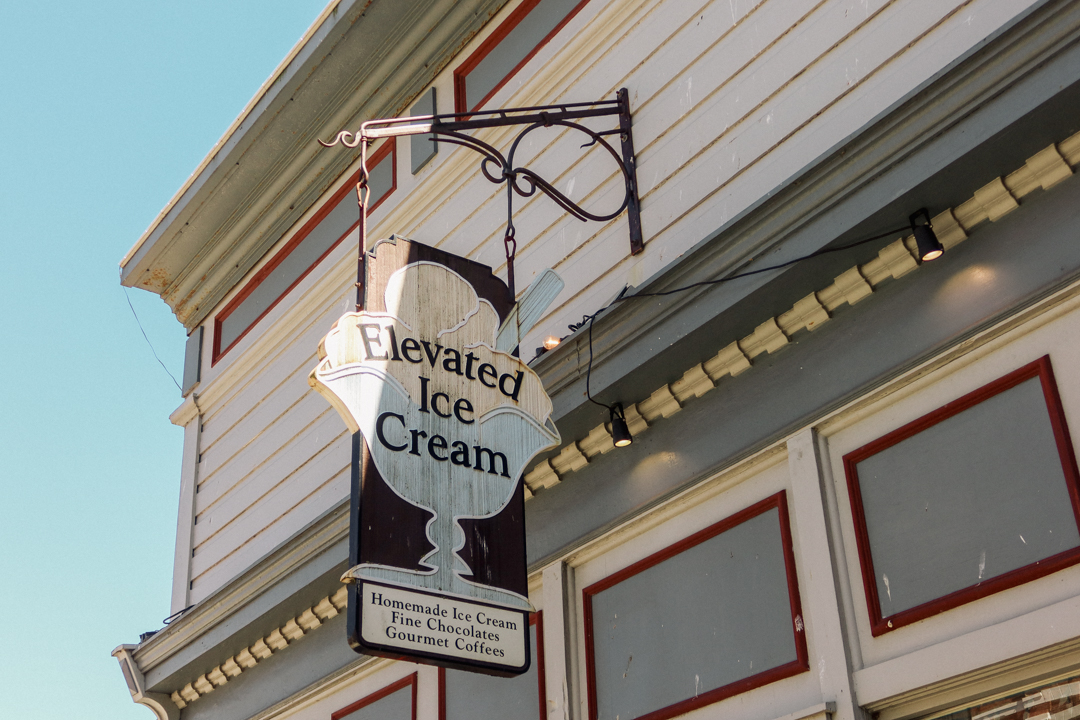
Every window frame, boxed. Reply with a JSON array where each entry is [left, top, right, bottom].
[[331, 672, 417, 720], [581, 491, 809, 720], [438, 612, 546, 720], [453, 0, 592, 113], [211, 138, 396, 365], [842, 355, 1080, 637]]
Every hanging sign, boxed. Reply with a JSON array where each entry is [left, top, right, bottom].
[[309, 237, 560, 675]]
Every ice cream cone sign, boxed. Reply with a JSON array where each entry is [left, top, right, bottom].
[[309, 261, 560, 613]]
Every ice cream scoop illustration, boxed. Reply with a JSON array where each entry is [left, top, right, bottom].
[[309, 261, 560, 610]]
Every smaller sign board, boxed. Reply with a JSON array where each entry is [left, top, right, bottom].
[[358, 581, 530, 673]]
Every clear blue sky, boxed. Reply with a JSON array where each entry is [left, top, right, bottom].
[[0, 2, 327, 717]]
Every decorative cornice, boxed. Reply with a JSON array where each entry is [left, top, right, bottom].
[[168, 587, 348, 709], [522, 133, 1078, 496]]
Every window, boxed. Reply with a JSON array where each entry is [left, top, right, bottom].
[[844, 356, 1080, 635], [583, 492, 808, 720], [453, 0, 591, 113], [331, 673, 416, 720], [211, 139, 396, 364], [440, 613, 545, 720]]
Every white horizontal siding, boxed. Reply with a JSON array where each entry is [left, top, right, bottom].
[[179, 0, 1037, 602], [193, 408, 342, 547], [190, 472, 350, 599], [185, 264, 356, 603]]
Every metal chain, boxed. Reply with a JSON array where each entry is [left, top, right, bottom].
[[503, 182, 517, 298], [355, 140, 370, 311]]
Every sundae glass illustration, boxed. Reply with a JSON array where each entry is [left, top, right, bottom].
[[310, 262, 560, 610]]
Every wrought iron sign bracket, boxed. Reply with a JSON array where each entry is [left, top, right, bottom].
[[321, 89, 643, 302]]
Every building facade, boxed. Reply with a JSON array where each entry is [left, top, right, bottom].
[[115, 1, 1080, 719]]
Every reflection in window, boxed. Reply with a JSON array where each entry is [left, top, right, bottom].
[[844, 356, 1080, 635], [212, 139, 396, 363], [583, 492, 808, 720], [925, 675, 1080, 720]]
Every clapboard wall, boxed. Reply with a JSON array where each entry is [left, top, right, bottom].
[[180, 0, 1038, 606]]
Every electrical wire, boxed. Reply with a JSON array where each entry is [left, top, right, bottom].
[[164, 604, 194, 625], [121, 267, 183, 392], [570, 225, 911, 411], [585, 313, 606, 410]]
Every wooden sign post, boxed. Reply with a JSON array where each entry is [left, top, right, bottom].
[[309, 237, 560, 675]]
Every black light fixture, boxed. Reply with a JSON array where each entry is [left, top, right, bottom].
[[910, 208, 943, 262], [610, 403, 633, 447]]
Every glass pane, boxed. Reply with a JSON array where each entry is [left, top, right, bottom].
[[410, 88, 437, 174], [856, 376, 1080, 617], [444, 621, 541, 719], [590, 506, 799, 720], [465, 0, 583, 110], [369, 148, 394, 207]]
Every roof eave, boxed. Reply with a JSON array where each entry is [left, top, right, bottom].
[[120, 0, 509, 332]]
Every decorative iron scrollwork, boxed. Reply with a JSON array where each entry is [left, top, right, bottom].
[[320, 89, 643, 302]]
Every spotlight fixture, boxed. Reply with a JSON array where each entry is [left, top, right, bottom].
[[910, 208, 943, 262], [543, 336, 561, 350], [610, 403, 633, 448]]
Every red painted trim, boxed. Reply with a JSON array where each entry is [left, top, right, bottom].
[[1040, 358, 1080, 529], [533, 612, 547, 720], [211, 139, 396, 365], [843, 355, 1080, 636], [438, 612, 546, 720], [583, 582, 598, 720], [453, 0, 592, 113], [331, 671, 417, 720], [437, 667, 446, 720], [582, 491, 809, 720]]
